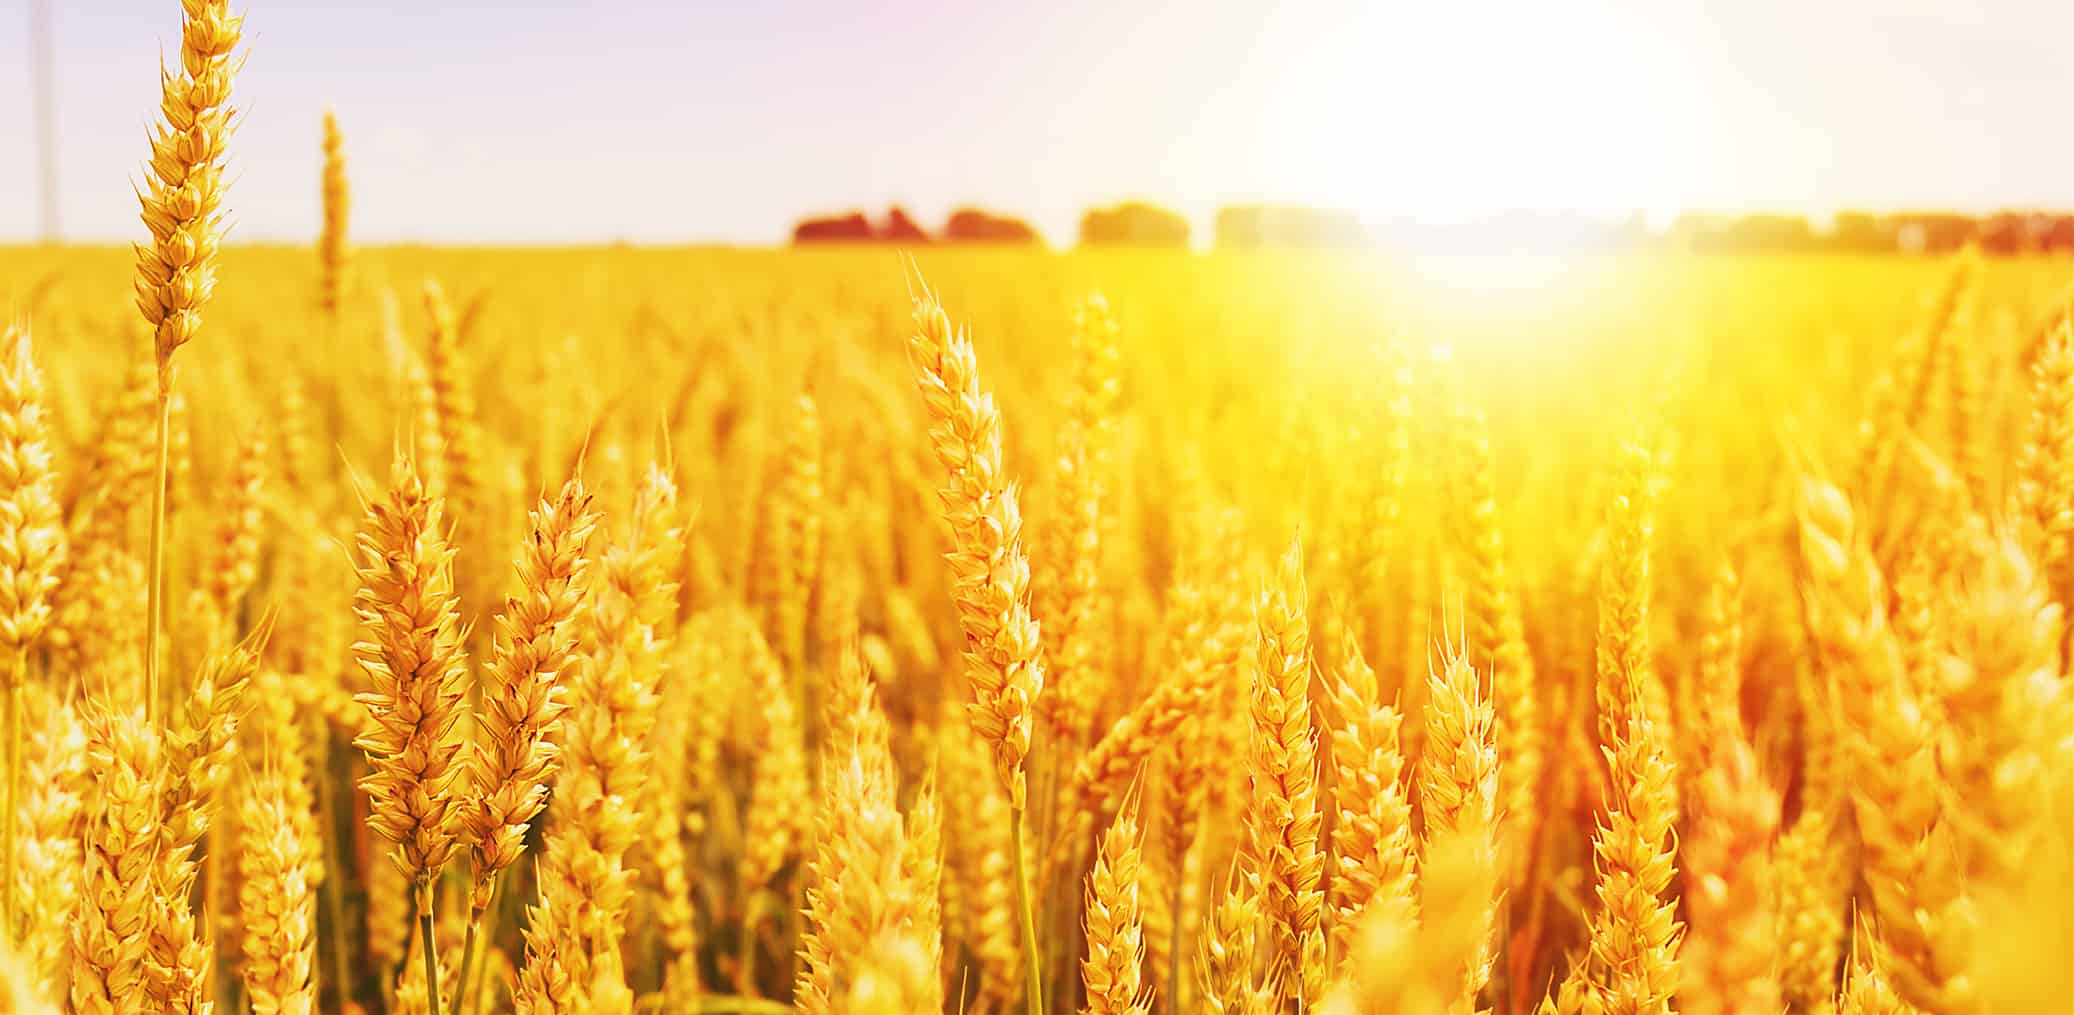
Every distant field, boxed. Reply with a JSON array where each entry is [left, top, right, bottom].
[[8, 240, 2074, 1013]]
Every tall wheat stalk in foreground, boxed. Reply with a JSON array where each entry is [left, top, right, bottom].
[[908, 280, 1048, 1012], [1247, 540, 1326, 1008], [133, 0, 242, 726], [353, 452, 472, 1015], [455, 478, 598, 1002], [1561, 440, 1682, 1015]]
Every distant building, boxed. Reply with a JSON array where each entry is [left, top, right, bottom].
[[791, 211, 876, 244], [790, 206, 935, 245], [1080, 202, 1190, 247], [943, 208, 1040, 245], [882, 206, 930, 244]]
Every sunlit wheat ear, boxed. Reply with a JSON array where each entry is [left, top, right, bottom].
[[133, 0, 241, 360], [1081, 805, 1150, 1015], [159, 619, 269, 864], [906, 283, 1045, 809], [236, 766, 318, 1015], [351, 450, 470, 887], [0, 323, 64, 657], [1245, 539, 1325, 1009], [1323, 628, 1414, 960], [515, 464, 683, 1014], [1416, 644, 1499, 1008], [13, 695, 84, 1000], [794, 673, 917, 1015], [134, 0, 243, 733], [463, 476, 600, 913], [69, 709, 163, 1013], [1196, 863, 1261, 1015], [0, 321, 64, 938], [349, 449, 470, 1015], [907, 278, 1047, 1011], [1578, 440, 1682, 1015]]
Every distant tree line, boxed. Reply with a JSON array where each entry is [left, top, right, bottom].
[[792, 203, 2074, 254], [791, 206, 1037, 245]]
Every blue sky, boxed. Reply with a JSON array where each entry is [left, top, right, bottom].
[[5, 0, 2074, 244]]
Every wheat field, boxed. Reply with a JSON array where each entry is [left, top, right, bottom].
[[6, 3, 2074, 1015]]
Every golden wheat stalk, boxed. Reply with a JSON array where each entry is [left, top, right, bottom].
[[514, 464, 682, 1013], [12, 695, 83, 1001], [1323, 627, 1415, 959], [236, 765, 318, 1015], [1081, 806, 1150, 1015], [462, 478, 598, 907], [795, 669, 923, 1014], [907, 278, 1048, 1010], [1573, 441, 1681, 1015], [69, 710, 162, 1014], [1197, 863, 1262, 1015], [455, 477, 598, 1003], [0, 322, 63, 935], [351, 451, 471, 1014], [1246, 540, 1326, 1008], [134, 0, 243, 728]]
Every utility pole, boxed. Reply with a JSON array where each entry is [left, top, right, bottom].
[[31, 0, 59, 243]]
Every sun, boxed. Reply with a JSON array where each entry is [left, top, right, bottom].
[[1252, 3, 1699, 227]]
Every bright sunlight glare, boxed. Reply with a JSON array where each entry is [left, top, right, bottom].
[[1256, 2, 1703, 226]]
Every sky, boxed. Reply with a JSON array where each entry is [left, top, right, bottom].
[[4, 0, 2074, 245]]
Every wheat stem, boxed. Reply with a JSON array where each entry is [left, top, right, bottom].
[[1010, 805, 1043, 1014], [144, 369, 170, 725], [419, 886, 445, 1015], [459, 874, 501, 1015]]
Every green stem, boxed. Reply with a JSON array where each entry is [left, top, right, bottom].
[[144, 365, 171, 727], [1010, 804, 1043, 1015], [419, 885, 445, 1015]]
